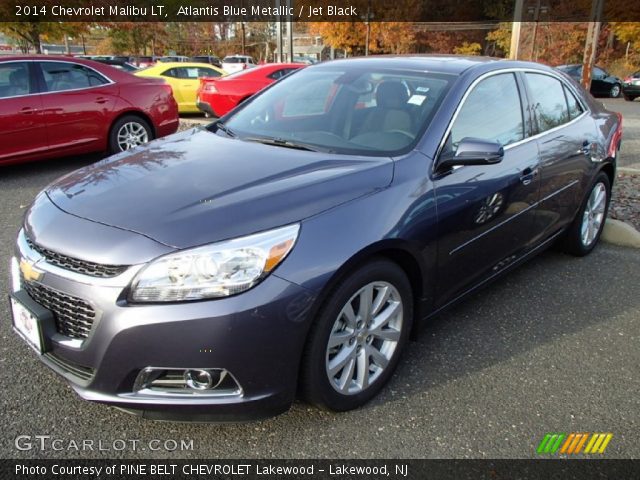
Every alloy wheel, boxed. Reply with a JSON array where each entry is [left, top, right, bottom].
[[580, 182, 607, 247], [610, 84, 621, 98], [116, 122, 149, 151], [325, 281, 403, 395]]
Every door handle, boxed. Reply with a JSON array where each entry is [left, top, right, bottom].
[[95, 97, 108, 104], [519, 166, 538, 186], [20, 107, 35, 115]]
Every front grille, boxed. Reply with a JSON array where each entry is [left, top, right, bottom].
[[45, 352, 95, 382], [22, 280, 96, 339], [26, 236, 127, 278]]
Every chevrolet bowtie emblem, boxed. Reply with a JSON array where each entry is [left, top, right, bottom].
[[19, 259, 43, 283]]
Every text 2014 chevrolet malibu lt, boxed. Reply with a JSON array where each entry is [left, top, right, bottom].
[[10, 56, 621, 421]]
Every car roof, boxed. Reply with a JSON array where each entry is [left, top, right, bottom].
[[143, 62, 223, 70], [311, 55, 560, 76]]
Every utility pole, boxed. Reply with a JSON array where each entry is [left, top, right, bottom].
[[286, 0, 293, 62], [509, 0, 524, 60], [581, 0, 604, 91], [276, 0, 283, 62], [364, 0, 371, 56]]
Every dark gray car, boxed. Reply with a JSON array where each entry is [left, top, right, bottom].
[[10, 56, 621, 421]]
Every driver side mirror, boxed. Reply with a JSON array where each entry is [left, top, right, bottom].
[[437, 137, 504, 173]]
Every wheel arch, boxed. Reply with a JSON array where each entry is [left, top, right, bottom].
[[108, 110, 157, 141], [301, 239, 431, 340]]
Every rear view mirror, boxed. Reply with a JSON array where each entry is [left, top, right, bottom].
[[437, 138, 504, 172]]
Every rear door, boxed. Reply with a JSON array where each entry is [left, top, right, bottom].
[[523, 71, 598, 242], [37, 61, 118, 154], [0, 61, 49, 164], [433, 72, 540, 304]]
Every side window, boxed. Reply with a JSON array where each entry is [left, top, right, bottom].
[[451, 73, 524, 147], [198, 68, 221, 78], [593, 67, 606, 79], [268, 69, 285, 80], [0, 62, 32, 98], [563, 85, 584, 120], [41, 62, 108, 92], [525, 73, 570, 132], [162, 68, 179, 78]]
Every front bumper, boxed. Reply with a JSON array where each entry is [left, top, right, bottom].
[[11, 229, 316, 421]]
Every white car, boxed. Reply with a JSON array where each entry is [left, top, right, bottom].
[[221, 55, 256, 74]]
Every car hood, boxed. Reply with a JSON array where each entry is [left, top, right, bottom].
[[46, 128, 393, 249]]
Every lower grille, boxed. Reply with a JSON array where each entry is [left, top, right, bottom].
[[22, 280, 96, 339], [45, 352, 95, 382]]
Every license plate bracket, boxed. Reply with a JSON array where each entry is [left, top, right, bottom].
[[9, 290, 56, 354]]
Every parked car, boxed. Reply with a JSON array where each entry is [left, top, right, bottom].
[[135, 56, 157, 68], [157, 56, 190, 63], [91, 58, 139, 72], [10, 56, 621, 421], [0, 56, 179, 166], [190, 55, 222, 68], [196, 63, 304, 117], [556, 64, 622, 98], [135, 62, 225, 114], [622, 71, 640, 101], [221, 54, 256, 74]]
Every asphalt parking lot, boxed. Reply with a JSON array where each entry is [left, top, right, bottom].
[[0, 100, 638, 459]]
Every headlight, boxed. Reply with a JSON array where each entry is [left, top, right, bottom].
[[129, 224, 299, 302]]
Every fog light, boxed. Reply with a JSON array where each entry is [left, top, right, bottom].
[[133, 367, 243, 397], [185, 369, 219, 390]]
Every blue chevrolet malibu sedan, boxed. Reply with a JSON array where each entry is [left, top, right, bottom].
[[10, 56, 622, 421]]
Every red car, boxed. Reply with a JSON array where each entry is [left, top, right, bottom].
[[0, 56, 179, 166], [196, 63, 305, 118]]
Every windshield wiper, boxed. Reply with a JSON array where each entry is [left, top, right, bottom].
[[215, 122, 236, 138], [243, 136, 330, 152]]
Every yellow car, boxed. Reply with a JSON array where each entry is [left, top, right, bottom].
[[135, 62, 224, 113]]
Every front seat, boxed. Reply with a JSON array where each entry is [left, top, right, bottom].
[[360, 81, 412, 134]]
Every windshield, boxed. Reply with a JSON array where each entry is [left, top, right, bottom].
[[218, 66, 454, 156]]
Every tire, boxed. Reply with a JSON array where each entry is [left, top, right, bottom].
[[108, 115, 153, 154], [562, 172, 611, 256], [300, 259, 413, 411], [623, 93, 637, 102], [609, 84, 621, 98]]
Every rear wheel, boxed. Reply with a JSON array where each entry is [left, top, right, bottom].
[[562, 172, 611, 256], [609, 84, 621, 98], [301, 259, 413, 411], [623, 92, 637, 101], [109, 115, 153, 154]]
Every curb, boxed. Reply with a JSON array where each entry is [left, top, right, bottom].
[[618, 167, 640, 175], [602, 219, 640, 249]]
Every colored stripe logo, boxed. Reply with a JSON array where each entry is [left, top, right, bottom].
[[537, 433, 613, 455]]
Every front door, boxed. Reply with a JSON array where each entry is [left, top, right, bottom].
[[434, 72, 540, 305]]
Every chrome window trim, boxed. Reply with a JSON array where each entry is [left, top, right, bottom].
[[0, 58, 116, 100], [434, 67, 591, 170]]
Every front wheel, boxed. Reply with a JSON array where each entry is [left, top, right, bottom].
[[109, 115, 153, 154], [300, 259, 413, 411], [562, 172, 611, 256]]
